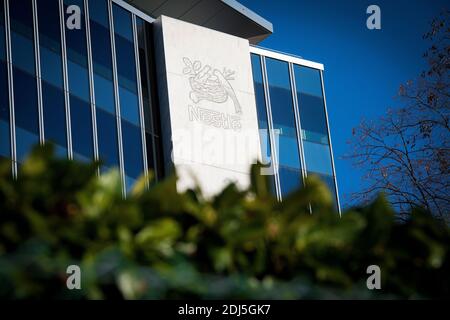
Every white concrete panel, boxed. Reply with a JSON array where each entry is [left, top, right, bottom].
[[154, 15, 261, 195]]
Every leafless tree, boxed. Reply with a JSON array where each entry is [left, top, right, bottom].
[[348, 10, 449, 221]]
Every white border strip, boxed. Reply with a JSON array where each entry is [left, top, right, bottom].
[[112, 0, 154, 24], [250, 46, 324, 71]]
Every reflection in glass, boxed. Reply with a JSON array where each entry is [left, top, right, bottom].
[[13, 68, 39, 161], [96, 108, 119, 169], [37, 0, 63, 89], [10, 0, 40, 161], [112, 4, 140, 126], [302, 140, 332, 175], [294, 65, 328, 145], [37, 0, 67, 156], [42, 81, 67, 155], [88, 0, 115, 114], [250, 54, 277, 194], [9, 0, 35, 75], [64, 0, 90, 102], [293, 65, 338, 208], [265, 57, 302, 196], [70, 94, 93, 161]]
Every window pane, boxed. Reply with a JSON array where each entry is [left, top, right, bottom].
[[13, 68, 39, 161], [42, 81, 67, 153], [251, 53, 272, 168], [266, 58, 300, 169], [112, 4, 139, 126], [279, 166, 302, 196], [96, 108, 119, 168], [64, 0, 90, 102], [294, 65, 329, 145], [10, 0, 35, 75], [122, 119, 143, 182], [265, 58, 302, 196], [303, 140, 333, 175], [37, 0, 63, 88], [70, 94, 93, 161], [88, 0, 115, 114]]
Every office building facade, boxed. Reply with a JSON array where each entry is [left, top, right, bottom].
[[0, 0, 340, 211]]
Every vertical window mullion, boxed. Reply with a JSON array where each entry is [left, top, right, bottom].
[[261, 56, 282, 201], [4, 0, 16, 177], [132, 14, 149, 188], [108, 0, 126, 196], [83, 0, 99, 165], [58, 0, 72, 159], [320, 70, 341, 214], [289, 62, 307, 184], [31, 0, 44, 145]]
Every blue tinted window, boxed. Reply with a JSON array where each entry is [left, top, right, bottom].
[[0, 1, 9, 158], [251, 54, 272, 165], [112, 5, 133, 40], [13, 68, 39, 161], [279, 166, 302, 196], [251, 54, 276, 194], [37, 0, 63, 88], [0, 0, 5, 61], [16, 126, 39, 162], [88, 0, 109, 27], [0, 62, 9, 158], [96, 108, 119, 168], [40, 46, 63, 88], [70, 94, 93, 161], [265, 58, 303, 196], [9, 0, 35, 75], [122, 119, 144, 188], [266, 58, 301, 169], [14, 68, 38, 134], [42, 81, 67, 151], [294, 65, 328, 144], [112, 5, 139, 126], [67, 59, 90, 101], [93, 74, 115, 112], [64, 0, 90, 102], [303, 140, 333, 175], [88, 0, 115, 114]]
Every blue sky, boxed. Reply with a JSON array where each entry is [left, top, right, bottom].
[[239, 0, 448, 208]]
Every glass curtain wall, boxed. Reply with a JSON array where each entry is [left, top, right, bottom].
[[64, 0, 94, 162], [1, 0, 161, 192], [250, 51, 339, 211], [37, 0, 68, 157], [293, 65, 338, 210], [9, 0, 40, 163], [265, 57, 302, 197], [111, 3, 144, 191]]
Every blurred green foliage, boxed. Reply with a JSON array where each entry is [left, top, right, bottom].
[[0, 145, 448, 299]]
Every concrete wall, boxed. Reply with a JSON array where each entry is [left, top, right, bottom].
[[153, 15, 261, 197]]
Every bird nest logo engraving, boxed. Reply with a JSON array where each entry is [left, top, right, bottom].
[[182, 57, 242, 115]]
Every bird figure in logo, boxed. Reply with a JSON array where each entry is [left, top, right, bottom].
[[182, 57, 242, 115]]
